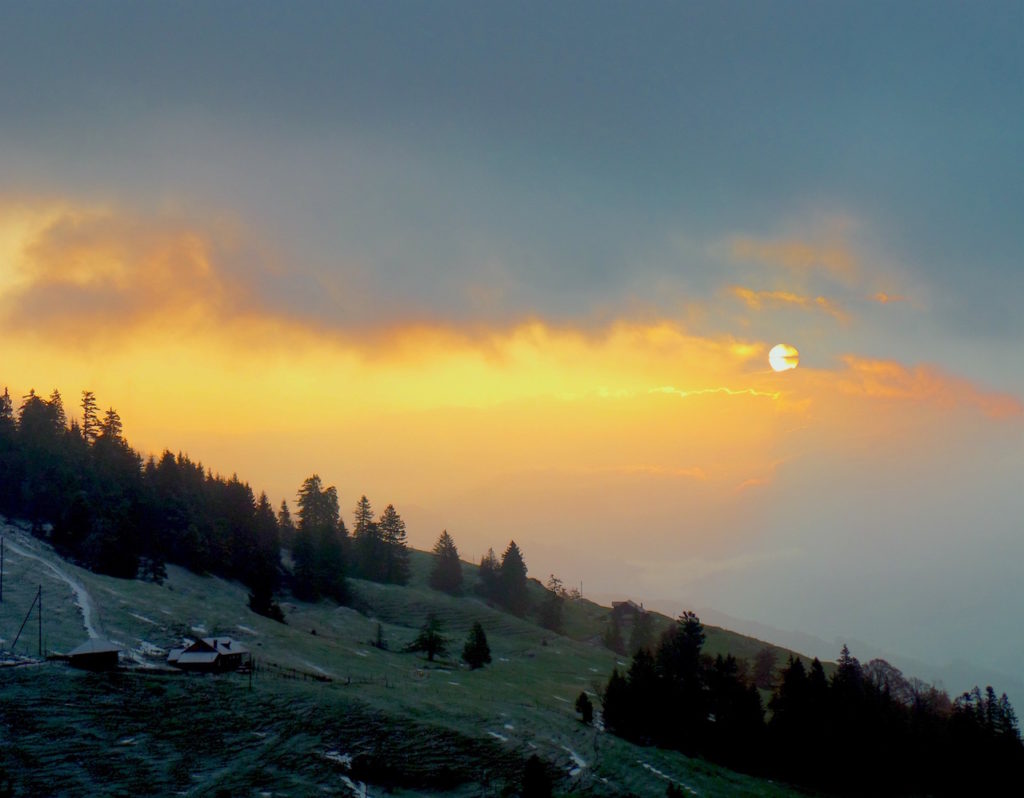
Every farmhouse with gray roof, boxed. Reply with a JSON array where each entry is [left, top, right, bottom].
[[167, 637, 248, 673]]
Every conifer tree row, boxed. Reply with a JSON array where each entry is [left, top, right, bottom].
[[602, 611, 1024, 795], [0, 385, 415, 618]]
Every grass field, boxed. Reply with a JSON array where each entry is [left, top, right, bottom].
[[0, 521, 807, 797]]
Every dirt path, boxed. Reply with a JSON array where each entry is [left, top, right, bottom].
[[3, 528, 101, 639]]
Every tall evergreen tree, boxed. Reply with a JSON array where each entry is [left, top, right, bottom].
[[293, 475, 347, 602], [378, 503, 410, 585], [521, 755, 552, 798], [0, 388, 13, 426], [498, 539, 529, 615], [405, 614, 448, 661], [80, 390, 99, 444], [477, 547, 499, 599], [602, 668, 630, 734], [48, 389, 67, 430], [100, 407, 123, 440], [575, 691, 594, 725], [351, 494, 385, 581], [277, 499, 296, 549], [655, 611, 708, 749], [247, 491, 284, 621], [429, 529, 463, 593], [539, 574, 565, 632], [462, 621, 491, 669]]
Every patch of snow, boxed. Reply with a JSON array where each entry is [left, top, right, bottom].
[[236, 624, 258, 635], [300, 660, 332, 677], [588, 667, 599, 673], [190, 624, 208, 635], [129, 613, 156, 625], [353, 649, 370, 657], [136, 640, 164, 657], [503, 723, 514, 731], [639, 761, 699, 795], [338, 774, 367, 797], [323, 750, 353, 768], [553, 695, 570, 703], [118, 737, 136, 746], [616, 660, 627, 666], [487, 731, 508, 742], [498, 657, 510, 662], [563, 746, 587, 777], [447, 681, 460, 686]]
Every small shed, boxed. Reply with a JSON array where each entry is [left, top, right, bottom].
[[611, 599, 645, 618], [68, 639, 121, 671], [168, 637, 248, 673]]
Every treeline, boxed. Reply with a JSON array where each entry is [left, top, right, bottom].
[[601, 612, 1024, 795], [0, 387, 410, 620], [289, 475, 411, 604], [426, 531, 572, 632]]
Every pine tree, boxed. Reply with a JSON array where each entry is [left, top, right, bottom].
[[80, 390, 99, 443], [378, 503, 410, 584], [294, 475, 347, 602], [247, 492, 284, 621], [498, 539, 529, 615], [521, 755, 552, 798], [655, 611, 708, 747], [100, 407, 123, 440], [477, 547, 499, 599], [48, 389, 67, 430], [429, 530, 463, 594], [602, 668, 630, 734], [539, 574, 564, 632], [575, 691, 594, 725], [462, 621, 491, 669], [0, 388, 13, 427], [406, 614, 448, 662], [352, 495, 385, 581], [277, 499, 296, 548]]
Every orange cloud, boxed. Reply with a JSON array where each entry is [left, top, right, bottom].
[[836, 356, 1023, 419], [871, 291, 908, 304], [729, 234, 859, 283], [0, 203, 266, 341], [728, 285, 847, 320]]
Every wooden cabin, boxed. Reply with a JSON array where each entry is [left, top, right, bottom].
[[167, 637, 248, 673], [68, 639, 121, 671]]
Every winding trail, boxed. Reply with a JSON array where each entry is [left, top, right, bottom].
[[3, 529, 100, 639]]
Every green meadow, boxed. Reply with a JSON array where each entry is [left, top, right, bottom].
[[0, 524, 803, 796]]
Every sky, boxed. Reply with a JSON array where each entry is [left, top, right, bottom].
[[1, 2, 1022, 690]]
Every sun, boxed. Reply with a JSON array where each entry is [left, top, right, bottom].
[[768, 343, 799, 372]]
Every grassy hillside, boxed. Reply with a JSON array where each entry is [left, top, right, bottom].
[[0, 522, 808, 797]]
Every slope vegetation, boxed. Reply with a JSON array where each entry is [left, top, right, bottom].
[[0, 522, 803, 797]]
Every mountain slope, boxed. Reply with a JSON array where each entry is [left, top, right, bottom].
[[0, 521, 804, 796]]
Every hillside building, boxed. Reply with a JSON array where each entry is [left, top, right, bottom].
[[167, 637, 248, 673], [68, 639, 121, 671]]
